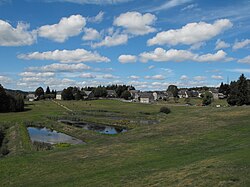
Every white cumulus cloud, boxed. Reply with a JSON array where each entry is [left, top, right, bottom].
[[82, 28, 101, 41], [91, 33, 128, 48], [140, 48, 232, 63], [18, 49, 110, 63], [145, 75, 165, 80], [19, 72, 55, 77], [113, 11, 157, 35], [129, 75, 140, 79], [87, 11, 104, 23], [147, 19, 233, 46], [0, 20, 36, 46], [211, 75, 223, 80], [238, 55, 250, 64], [180, 75, 188, 80], [79, 73, 96, 79], [102, 74, 119, 79], [27, 63, 91, 72], [194, 76, 206, 81], [215, 39, 230, 50], [38, 15, 86, 42], [232, 39, 250, 50], [118, 55, 137, 63], [196, 50, 230, 62], [0, 75, 12, 84]]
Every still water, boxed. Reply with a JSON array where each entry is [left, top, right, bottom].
[[58, 120, 127, 135], [27, 127, 84, 145]]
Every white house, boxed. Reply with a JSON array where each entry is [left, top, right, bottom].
[[139, 92, 154, 103], [153, 92, 158, 101], [27, 93, 36, 101], [56, 91, 62, 100], [129, 90, 140, 102]]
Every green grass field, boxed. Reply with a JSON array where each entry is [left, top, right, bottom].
[[0, 99, 249, 186]]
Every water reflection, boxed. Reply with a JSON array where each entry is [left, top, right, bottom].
[[58, 120, 127, 135], [27, 127, 84, 145]]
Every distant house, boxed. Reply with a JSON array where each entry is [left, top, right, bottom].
[[27, 93, 36, 101], [56, 91, 62, 100], [83, 90, 95, 100], [178, 90, 188, 98], [192, 91, 200, 98], [139, 92, 154, 103], [153, 91, 167, 101], [129, 90, 140, 101], [210, 88, 219, 100], [153, 92, 158, 101], [106, 90, 117, 98], [180, 90, 200, 98]]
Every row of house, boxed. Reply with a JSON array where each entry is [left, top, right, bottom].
[[27, 88, 221, 104], [178, 89, 221, 99]]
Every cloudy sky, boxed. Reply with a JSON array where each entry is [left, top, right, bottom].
[[0, 0, 249, 91]]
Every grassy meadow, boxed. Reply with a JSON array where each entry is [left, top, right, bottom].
[[0, 99, 249, 186]]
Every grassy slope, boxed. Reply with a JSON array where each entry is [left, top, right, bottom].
[[0, 100, 249, 186]]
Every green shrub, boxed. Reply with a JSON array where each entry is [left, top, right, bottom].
[[160, 107, 171, 114], [0, 144, 9, 156]]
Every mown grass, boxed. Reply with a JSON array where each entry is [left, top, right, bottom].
[[0, 99, 249, 186]]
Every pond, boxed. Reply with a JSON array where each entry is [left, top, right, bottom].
[[27, 127, 84, 145], [58, 120, 127, 135]]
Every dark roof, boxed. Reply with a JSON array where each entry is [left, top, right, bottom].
[[83, 90, 93, 96], [139, 92, 154, 98], [129, 90, 140, 94]]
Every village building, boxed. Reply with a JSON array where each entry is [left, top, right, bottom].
[[139, 92, 154, 103], [210, 88, 219, 100], [83, 90, 95, 100], [178, 90, 188, 98], [153, 91, 167, 101], [27, 93, 36, 101], [106, 90, 117, 98], [129, 90, 140, 101], [56, 91, 62, 100]]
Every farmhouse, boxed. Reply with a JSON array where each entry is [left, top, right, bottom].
[[56, 91, 62, 100], [139, 92, 154, 103], [83, 90, 95, 100], [178, 90, 188, 98], [129, 90, 140, 101], [107, 90, 117, 98], [27, 93, 36, 101], [152, 91, 167, 101], [210, 88, 219, 99]]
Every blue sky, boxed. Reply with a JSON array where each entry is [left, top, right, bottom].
[[0, 0, 249, 91]]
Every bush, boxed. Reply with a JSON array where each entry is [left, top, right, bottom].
[[160, 107, 171, 114], [202, 91, 213, 106], [0, 144, 9, 156]]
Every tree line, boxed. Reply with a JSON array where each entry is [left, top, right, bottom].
[[61, 85, 135, 100], [0, 84, 24, 113], [34, 86, 57, 100], [226, 74, 250, 106]]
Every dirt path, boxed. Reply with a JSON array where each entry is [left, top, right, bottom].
[[52, 100, 73, 112]]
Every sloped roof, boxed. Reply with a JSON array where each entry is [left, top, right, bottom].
[[139, 92, 154, 98], [84, 90, 93, 96]]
